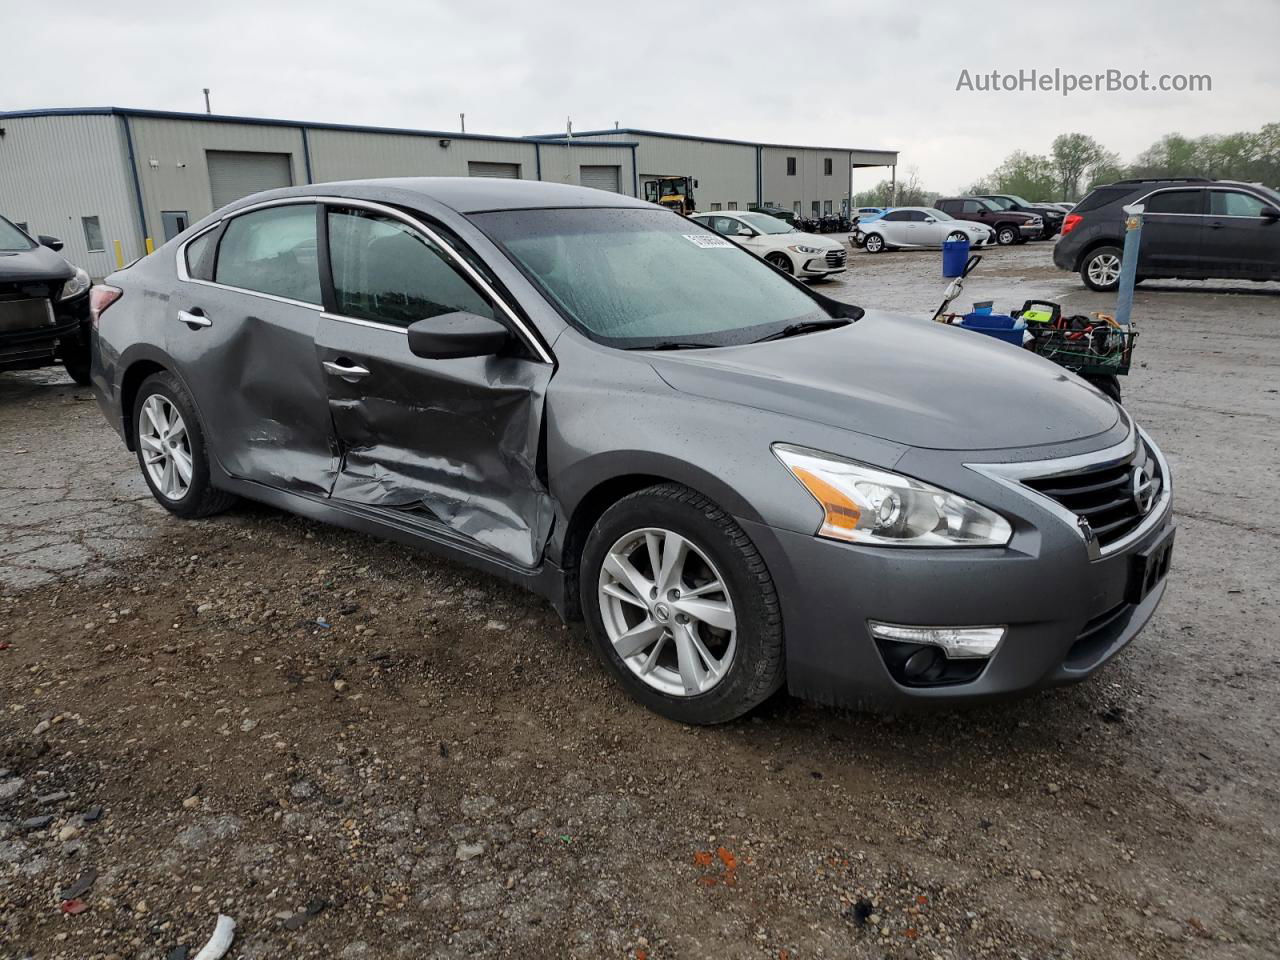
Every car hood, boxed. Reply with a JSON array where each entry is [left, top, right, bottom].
[[647, 311, 1120, 451], [0, 245, 74, 285]]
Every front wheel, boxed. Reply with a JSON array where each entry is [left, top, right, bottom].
[[133, 371, 238, 518], [581, 484, 784, 725], [1081, 246, 1123, 292], [863, 232, 885, 254], [764, 251, 793, 274], [995, 225, 1018, 246]]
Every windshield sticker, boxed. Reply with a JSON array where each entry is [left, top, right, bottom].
[[683, 234, 733, 248]]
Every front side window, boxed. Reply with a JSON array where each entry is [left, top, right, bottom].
[[474, 207, 835, 349], [215, 204, 321, 304], [1210, 190, 1271, 217], [1145, 190, 1203, 215], [327, 208, 494, 328], [82, 216, 104, 252], [882, 211, 910, 222], [0, 216, 34, 252]]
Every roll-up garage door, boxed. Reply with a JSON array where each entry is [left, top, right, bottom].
[[206, 151, 294, 209], [580, 165, 621, 193], [468, 162, 521, 178]]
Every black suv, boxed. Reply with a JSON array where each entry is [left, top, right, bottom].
[[980, 194, 1065, 238], [1054, 178, 1280, 291], [0, 215, 92, 383]]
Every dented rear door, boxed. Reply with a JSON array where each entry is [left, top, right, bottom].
[[314, 205, 554, 569], [168, 202, 339, 496]]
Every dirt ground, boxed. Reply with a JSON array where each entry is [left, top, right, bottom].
[[1, 242, 1277, 959]]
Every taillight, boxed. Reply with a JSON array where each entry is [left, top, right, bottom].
[[1061, 213, 1082, 236], [89, 284, 122, 327]]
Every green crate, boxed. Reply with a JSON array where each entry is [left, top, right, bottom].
[[1028, 325, 1137, 377]]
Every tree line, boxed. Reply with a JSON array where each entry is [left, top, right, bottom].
[[852, 123, 1280, 208]]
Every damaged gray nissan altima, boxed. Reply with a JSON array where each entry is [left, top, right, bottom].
[[89, 178, 1174, 724]]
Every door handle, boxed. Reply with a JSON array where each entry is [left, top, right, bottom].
[[323, 360, 371, 381], [177, 309, 211, 328]]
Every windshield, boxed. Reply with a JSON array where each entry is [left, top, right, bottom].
[[976, 198, 1002, 211], [0, 216, 34, 252], [1004, 194, 1032, 206], [473, 207, 832, 349], [921, 207, 953, 220], [738, 212, 795, 234], [984, 196, 1014, 210]]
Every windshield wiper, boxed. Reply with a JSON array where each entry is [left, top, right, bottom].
[[628, 341, 714, 351], [752, 318, 851, 343]]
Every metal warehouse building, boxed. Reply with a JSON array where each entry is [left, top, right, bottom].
[[0, 107, 896, 277]]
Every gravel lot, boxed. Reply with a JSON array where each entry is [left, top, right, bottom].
[[1, 241, 1277, 959]]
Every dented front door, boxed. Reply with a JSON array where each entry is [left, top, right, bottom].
[[314, 206, 554, 569]]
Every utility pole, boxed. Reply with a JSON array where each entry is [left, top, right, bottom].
[[566, 117, 573, 183], [459, 113, 466, 133], [202, 88, 211, 114]]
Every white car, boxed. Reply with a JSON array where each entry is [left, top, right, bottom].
[[855, 207, 994, 254], [691, 211, 848, 278]]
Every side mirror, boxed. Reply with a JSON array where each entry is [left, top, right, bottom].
[[1262, 207, 1280, 220], [407, 311, 510, 360], [38, 235, 64, 251], [736, 227, 754, 237], [924, 217, 936, 223]]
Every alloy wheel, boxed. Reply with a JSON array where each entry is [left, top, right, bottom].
[[865, 234, 883, 253], [597, 527, 737, 697], [138, 395, 193, 501], [1087, 253, 1122, 287]]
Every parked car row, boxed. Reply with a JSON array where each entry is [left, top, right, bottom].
[[692, 211, 848, 278], [0, 214, 92, 384], [852, 207, 994, 253]]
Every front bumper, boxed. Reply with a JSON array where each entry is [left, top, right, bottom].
[[798, 249, 848, 276], [739, 427, 1174, 710], [1018, 222, 1043, 237], [0, 301, 88, 372]]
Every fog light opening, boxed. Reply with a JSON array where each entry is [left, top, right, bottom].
[[869, 622, 1007, 688]]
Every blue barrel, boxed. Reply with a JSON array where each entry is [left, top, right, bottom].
[[942, 237, 970, 277]]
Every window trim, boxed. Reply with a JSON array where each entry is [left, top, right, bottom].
[[175, 195, 553, 363]]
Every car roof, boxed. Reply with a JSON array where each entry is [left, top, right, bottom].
[[222, 177, 654, 216]]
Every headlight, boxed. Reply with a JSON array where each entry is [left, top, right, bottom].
[[773, 444, 1013, 547], [59, 267, 90, 301], [787, 244, 823, 254]]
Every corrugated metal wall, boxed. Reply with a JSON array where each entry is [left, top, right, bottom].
[[307, 129, 541, 183], [626, 135, 758, 211], [0, 115, 140, 276], [760, 146, 848, 215], [537, 142, 635, 194], [128, 117, 308, 244]]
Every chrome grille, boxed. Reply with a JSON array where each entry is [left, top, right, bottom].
[[824, 248, 847, 267], [1022, 440, 1163, 548]]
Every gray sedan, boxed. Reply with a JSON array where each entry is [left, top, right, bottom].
[[89, 178, 1174, 724]]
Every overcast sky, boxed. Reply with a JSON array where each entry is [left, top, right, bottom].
[[5, 0, 1276, 194]]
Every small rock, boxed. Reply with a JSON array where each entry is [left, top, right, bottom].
[[1029, 869, 1044, 881], [196, 603, 213, 614], [333, 679, 348, 693], [1047, 783, 1061, 795], [21, 815, 54, 832], [182, 796, 200, 810], [240, 719, 258, 733], [32, 720, 52, 736], [61, 868, 98, 901], [484, 620, 508, 631], [134, 899, 149, 914], [57, 824, 79, 842], [37, 791, 70, 805], [290, 781, 315, 800], [455, 842, 485, 861], [166, 947, 191, 960], [0, 779, 24, 802], [82, 805, 103, 823]]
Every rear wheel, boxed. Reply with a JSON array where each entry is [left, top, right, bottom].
[[764, 251, 792, 274], [863, 232, 885, 254], [995, 224, 1018, 246], [1081, 246, 1123, 292], [581, 484, 784, 725], [133, 371, 238, 518]]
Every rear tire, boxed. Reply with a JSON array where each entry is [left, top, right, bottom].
[[133, 371, 238, 519], [863, 232, 885, 254], [1081, 245, 1124, 292], [765, 251, 793, 274], [581, 484, 784, 725]]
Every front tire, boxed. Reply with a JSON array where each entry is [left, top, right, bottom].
[[133, 371, 238, 519], [764, 251, 793, 274], [1081, 246, 1124, 292], [995, 225, 1018, 245], [581, 484, 784, 725], [863, 232, 885, 254]]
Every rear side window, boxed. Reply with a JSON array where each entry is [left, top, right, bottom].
[[1145, 190, 1203, 215], [215, 204, 321, 304], [1210, 190, 1271, 217], [327, 208, 495, 329], [1072, 185, 1135, 214], [184, 229, 218, 281], [883, 210, 909, 222]]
